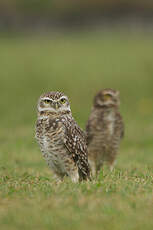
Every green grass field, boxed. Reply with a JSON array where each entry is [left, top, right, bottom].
[[0, 31, 153, 230]]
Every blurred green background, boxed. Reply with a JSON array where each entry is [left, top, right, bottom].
[[0, 0, 153, 31], [0, 2, 153, 230], [0, 33, 153, 131]]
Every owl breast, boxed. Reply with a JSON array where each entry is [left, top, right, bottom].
[[96, 111, 115, 144], [88, 110, 119, 160], [106, 112, 115, 136], [36, 117, 70, 176]]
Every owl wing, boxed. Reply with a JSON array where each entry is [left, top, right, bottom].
[[63, 118, 91, 181], [86, 115, 94, 146], [35, 118, 43, 142], [116, 112, 124, 139], [120, 121, 124, 139]]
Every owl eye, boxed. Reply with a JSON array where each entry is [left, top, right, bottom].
[[60, 98, 66, 104], [44, 99, 50, 104], [103, 94, 112, 100]]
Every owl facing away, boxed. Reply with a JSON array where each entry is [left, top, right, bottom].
[[35, 91, 90, 183], [86, 89, 124, 177]]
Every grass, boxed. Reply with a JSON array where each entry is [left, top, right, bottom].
[[0, 31, 153, 230]]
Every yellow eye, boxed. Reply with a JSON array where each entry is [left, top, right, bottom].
[[60, 98, 66, 104], [44, 99, 50, 104], [103, 94, 111, 101]]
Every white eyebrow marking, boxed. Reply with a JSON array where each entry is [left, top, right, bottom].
[[42, 97, 53, 101]]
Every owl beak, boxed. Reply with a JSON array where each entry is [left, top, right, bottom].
[[54, 102, 59, 110]]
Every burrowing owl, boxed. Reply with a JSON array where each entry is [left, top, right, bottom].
[[35, 91, 90, 182], [86, 89, 124, 176]]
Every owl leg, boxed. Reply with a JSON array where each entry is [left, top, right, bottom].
[[108, 153, 117, 171], [68, 168, 79, 183], [88, 159, 97, 178], [109, 160, 116, 171], [64, 159, 79, 183], [96, 161, 103, 176]]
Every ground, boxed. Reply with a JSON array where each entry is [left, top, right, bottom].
[[0, 31, 153, 230]]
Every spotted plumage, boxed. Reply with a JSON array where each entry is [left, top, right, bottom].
[[35, 91, 90, 182], [86, 89, 124, 176]]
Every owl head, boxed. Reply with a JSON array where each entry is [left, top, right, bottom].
[[93, 88, 120, 108], [37, 91, 71, 114]]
